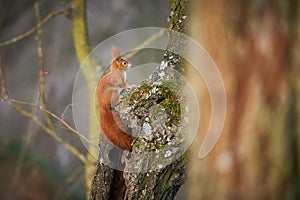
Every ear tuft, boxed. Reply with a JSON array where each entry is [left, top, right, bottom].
[[111, 46, 121, 60]]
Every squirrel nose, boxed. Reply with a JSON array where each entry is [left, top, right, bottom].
[[128, 63, 132, 69]]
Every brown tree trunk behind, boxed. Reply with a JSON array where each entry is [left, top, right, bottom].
[[188, 0, 300, 199]]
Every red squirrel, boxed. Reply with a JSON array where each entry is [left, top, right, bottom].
[[97, 46, 134, 152]]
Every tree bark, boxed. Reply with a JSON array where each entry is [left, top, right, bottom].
[[90, 0, 190, 199]]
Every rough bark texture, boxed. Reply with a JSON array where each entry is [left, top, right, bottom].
[[165, 0, 189, 74], [90, 0, 189, 199], [90, 161, 126, 200], [188, 0, 300, 199], [90, 164, 114, 200], [123, 153, 187, 200]]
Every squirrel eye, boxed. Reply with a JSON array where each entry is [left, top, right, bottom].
[[122, 61, 127, 66]]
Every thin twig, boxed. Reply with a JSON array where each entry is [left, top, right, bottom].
[[123, 29, 166, 60], [57, 0, 69, 6], [0, 68, 88, 163], [34, 2, 56, 132], [0, 9, 68, 47], [35, 2, 43, 67], [12, 103, 86, 163], [9, 5, 49, 196], [0, 56, 8, 98], [0, 97, 97, 148], [61, 103, 77, 120]]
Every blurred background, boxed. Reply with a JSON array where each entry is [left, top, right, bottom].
[[0, 0, 169, 199], [0, 0, 299, 199], [188, 1, 300, 200]]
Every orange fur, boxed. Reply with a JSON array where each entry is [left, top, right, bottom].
[[97, 46, 133, 151]]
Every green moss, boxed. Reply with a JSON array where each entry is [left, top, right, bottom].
[[129, 81, 181, 127]]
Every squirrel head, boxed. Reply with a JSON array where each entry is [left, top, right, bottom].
[[111, 46, 132, 71]]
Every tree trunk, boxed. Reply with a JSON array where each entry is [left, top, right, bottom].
[[188, 0, 300, 199], [70, 0, 99, 198], [90, 0, 190, 199]]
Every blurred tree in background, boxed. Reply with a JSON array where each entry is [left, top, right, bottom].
[[188, 0, 300, 200]]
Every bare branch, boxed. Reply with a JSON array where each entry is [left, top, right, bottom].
[[0, 93, 88, 163], [34, 1, 56, 133], [0, 57, 8, 99], [11, 103, 86, 163], [0, 9, 68, 47], [0, 97, 97, 148], [123, 29, 166, 60], [61, 103, 77, 120]]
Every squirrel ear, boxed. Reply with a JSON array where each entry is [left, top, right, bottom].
[[111, 46, 121, 60]]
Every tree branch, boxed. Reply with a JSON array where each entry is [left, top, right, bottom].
[[0, 56, 8, 99], [13, 103, 86, 163], [34, 1, 57, 133], [0, 97, 95, 148], [0, 8, 68, 47], [123, 29, 166, 60], [122, 0, 190, 199]]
